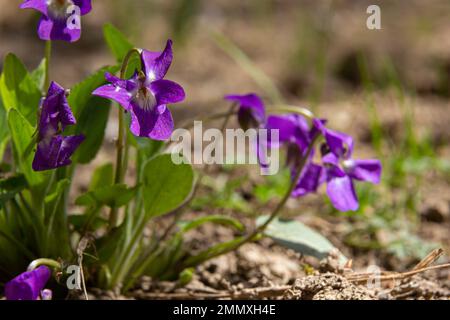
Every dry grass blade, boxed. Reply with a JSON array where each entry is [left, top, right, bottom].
[[346, 248, 449, 284], [412, 248, 444, 271]]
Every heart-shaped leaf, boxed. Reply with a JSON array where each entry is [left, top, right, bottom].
[[7, 109, 46, 186], [103, 24, 140, 78], [103, 23, 134, 62], [256, 216, 347, 263], [142, 154, 194, 218], [89, 163, 114, 191], [30, 58, 46, 92], [67, 66, 119, 164], [0, 98, 9, 160], [0, 54, 41, 124]]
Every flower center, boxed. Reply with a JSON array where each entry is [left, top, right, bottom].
[[134, 85, 156, 111], [47, 0, 74, 19], [342, 159, 355, 172]]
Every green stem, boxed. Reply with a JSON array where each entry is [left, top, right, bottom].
[[27, 258, 61, 272], [44, 41, 52, 90], [108, 48, 141, 230], [253, 135, 319, 233]]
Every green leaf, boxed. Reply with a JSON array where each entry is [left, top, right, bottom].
[[30, 58, 46, 92], [0, 174, 28, 205], [256, 216, 347, 263], [179, 215, 245, 233], [0, 97, 9, 160], [73, 96, 110, 164], [89, 163, 114, 191], [45, 179, 70, 204], [0, 53, 41, 124], [132, 134, 165, 183], [7, 109, 45, 186], [142, 154, 194, 218], [76, 184, 137, 208], [96, 223, 127, 262], [103, 24, 140, 78], [143, 234, 185, 280], [103, 23, 133, 62], [68, 65, 118, 116], [67, 66, 119, 164], [43, 178, 72, 258], [130, 134, 165, 157]]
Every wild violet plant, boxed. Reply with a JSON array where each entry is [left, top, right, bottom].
[[0, 1, 381, 300]]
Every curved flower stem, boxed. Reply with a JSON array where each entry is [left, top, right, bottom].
[[44, 41, 52, 91], [108, 48, 141, 230], [27, 258, 61, 272], [252, 135, 319, 234]]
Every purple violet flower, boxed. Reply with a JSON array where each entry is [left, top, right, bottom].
[[33, 134, 84, 171], [4, 266, 51, 300], [314, 119, 382, 211], [225, 93, 268, 168], [32, 81, 84, 171], [37, 81, 76, 138], [20, 0, 92, 42], [266, 114, 323, 196], [93, 40, 185, 140], [225, 94, 266, 130]]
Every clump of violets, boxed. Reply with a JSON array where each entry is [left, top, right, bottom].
[[93, 40, 185, 140], [32, 81, 84, 171], [5, 266, 51, 300], [227, 93, 382, 212], [20, 0, 92, 42]]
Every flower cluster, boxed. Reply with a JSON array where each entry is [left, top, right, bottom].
[[228, 94, 382, 212]]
